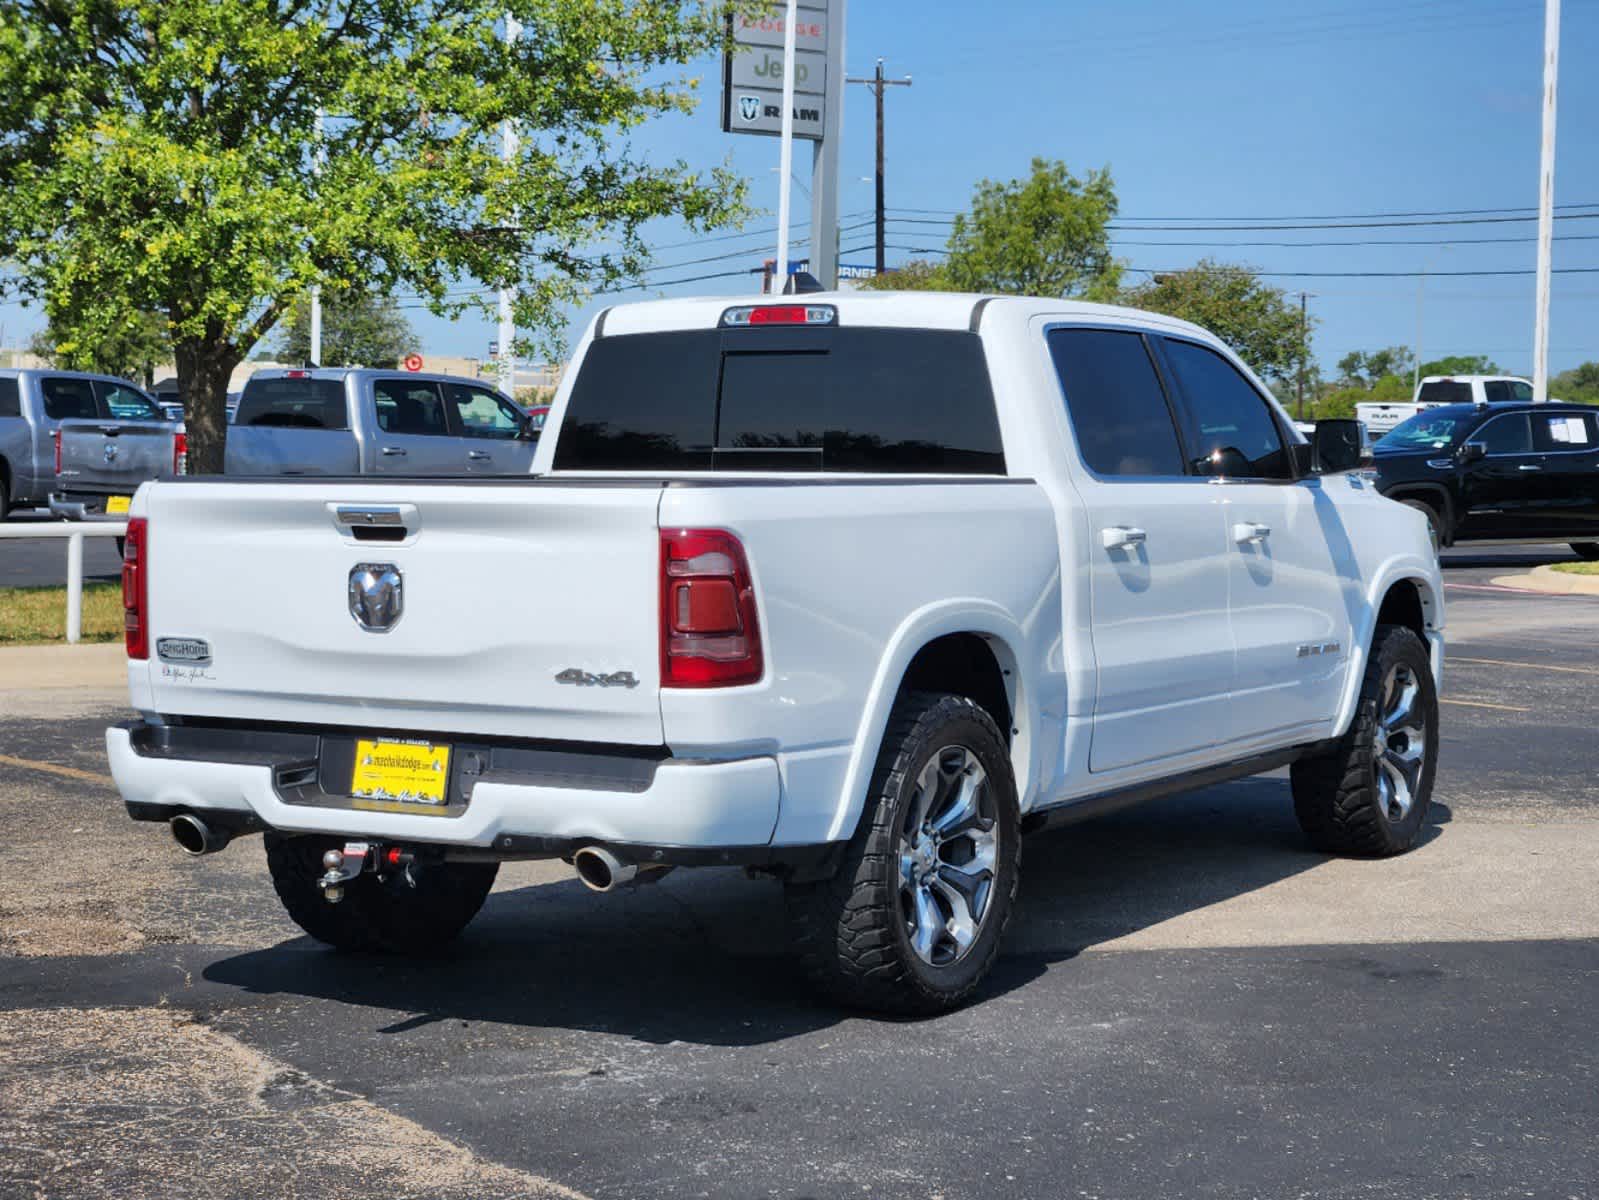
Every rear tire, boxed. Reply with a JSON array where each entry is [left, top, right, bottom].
[[785, 691, 1020, 1014], [264, 833, 497, 952], [1569, 542, 1599, 561], [1291, 625, 1438, 856], [0, 470, 10, 522], [1399, 499, 1442, 555]]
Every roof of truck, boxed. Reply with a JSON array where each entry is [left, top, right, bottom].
[[592, 290, 1218, 342]]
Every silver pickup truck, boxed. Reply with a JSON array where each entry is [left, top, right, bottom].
[[0, 368, 175, 521], [224, 368, 536, 476]]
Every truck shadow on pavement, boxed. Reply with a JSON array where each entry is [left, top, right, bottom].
[[201, 776, 1448, 1047]]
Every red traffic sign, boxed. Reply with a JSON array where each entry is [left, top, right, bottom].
[[403, 353, 424, 372]]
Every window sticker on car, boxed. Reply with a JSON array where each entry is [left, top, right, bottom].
[[1547, 417, 1589, 445]]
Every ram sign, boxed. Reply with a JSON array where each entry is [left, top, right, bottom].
[[722, 2, 832, 141]]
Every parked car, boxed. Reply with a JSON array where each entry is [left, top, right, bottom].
[[0, 368, 169, 521], [107, 294, 1442, 1014], [1359, 374, 1534, 437], [225, 368, 535, 476], [1375, 400, 1599, 556]]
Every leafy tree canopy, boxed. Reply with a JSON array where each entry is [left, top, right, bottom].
[[1553, 362, 1599, 405], [1417, 354, 1501, 378], [1337, 346, 1414, 387], [27, 311, 170, 388], [276, 294, 415, 369], [854, 258, 949, 292], [0, 1, 749, 469], [1122, 259, 1310, 385]]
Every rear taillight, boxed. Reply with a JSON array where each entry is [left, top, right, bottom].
[[52, 429, 61, 474], [660, 529, 762, 687], [172, 431, 187, 475], [122, 517, 148, 660]]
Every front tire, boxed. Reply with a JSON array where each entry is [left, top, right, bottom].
[[1291, 625, 1439, 856], [264, 833, 497, 952], [785, 691, 1020, 1014], [1399, 499, 1442, 555]]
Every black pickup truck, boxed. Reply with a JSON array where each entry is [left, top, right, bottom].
[[1374, 401, 1599, 557]]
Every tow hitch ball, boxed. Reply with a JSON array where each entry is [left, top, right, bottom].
[[318, 842, 415, 902]]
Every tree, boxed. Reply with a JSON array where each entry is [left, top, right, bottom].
[[1552, 362, 1599, 405], [276, 294, 415, 368], [1417, 354, 1500, 378], [942, 159, 1121, 300], [1337, 346, 1414, 387], [1122, 260, 1310, 386], [854, 258, 950, 292], [0, 3, 748, 471], [27, 311, 170, 387]]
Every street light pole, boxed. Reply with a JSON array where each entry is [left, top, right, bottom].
[[309, 107, 325, 366], [847, 59, 911, 277], [497, 12, 521, 393], [1533, 0, 1560, 403]]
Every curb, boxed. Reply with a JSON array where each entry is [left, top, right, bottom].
[[0, 643, 127, 691], [1490, 564, 1599, 596]]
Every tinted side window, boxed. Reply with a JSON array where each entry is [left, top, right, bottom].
[[1531, 411, 1595, 451], [1473, 413, 1533, 455], [1162, 340, 1290, 478], [1047, 328, 1184, 477], [97, 381, 161, 420], [1511, 381, 1534, 402], [372, 380, 448, 436], [236, 377, 350, 429], [1482, 380, 1513, 404], [0, 378, 19, 419], [555, 332, 717, 470], [41, 377, 100, 421], [444, 385, 523, 439]]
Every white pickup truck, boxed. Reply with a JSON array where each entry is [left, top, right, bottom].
[[107, 293, 1444, 1013], [1358, 374, 1534, 436]]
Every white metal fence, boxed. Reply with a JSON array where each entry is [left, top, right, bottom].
[[0, 522, 128, 644]]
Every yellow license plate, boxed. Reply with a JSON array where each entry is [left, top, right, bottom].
[[106, 496, 131, 514], [350, 739, 451, 810]]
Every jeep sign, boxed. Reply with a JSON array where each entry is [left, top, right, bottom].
[[722, 2, 831, 140]]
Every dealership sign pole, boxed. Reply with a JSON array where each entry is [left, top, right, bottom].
[[773, 0, 799, 290], [723, 2, 844, 289], [1532, 0, 1560, 404]]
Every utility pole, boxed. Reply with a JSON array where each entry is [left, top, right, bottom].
[[1297, 292, 1308, 419], [1533, 0, 1560, 403], [497, 12, 521, 393], [847, 59, 912, 276]]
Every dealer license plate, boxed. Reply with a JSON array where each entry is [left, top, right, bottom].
[[350, 738, 451, 810], [106, 495, 131, 514]]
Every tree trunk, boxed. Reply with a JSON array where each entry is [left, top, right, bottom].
[[174, 331, 240, 475]]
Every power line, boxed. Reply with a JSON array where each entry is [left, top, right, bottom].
[[886, 202, 1599, 223], [883, 212, 1599, 232]]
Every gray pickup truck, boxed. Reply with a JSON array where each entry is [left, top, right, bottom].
[[0, 368, 176, 521], [224, 368, 536, 476]]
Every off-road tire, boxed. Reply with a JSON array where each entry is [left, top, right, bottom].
[[264, 833, 497, 952], [1399, 499, 1443, 555], [1569, 542, 1599, 561], [1291, 625, 1438, 856], [785, 691, 1021, 1015]]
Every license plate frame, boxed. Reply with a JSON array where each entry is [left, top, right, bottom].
[[349, 738, 452, 813]]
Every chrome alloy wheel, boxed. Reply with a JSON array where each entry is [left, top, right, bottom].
[[1373, 662, 1428, 821], [898, 746, 999, 967]]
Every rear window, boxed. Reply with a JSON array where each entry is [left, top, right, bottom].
[[553, 328, 1005, 474], [40, 377, 99, 420], [1418, 380, 1473, 405], [236, 376, 350, 430]]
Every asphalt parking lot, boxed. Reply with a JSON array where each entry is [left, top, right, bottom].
[[1, 546, 1596, 1200]]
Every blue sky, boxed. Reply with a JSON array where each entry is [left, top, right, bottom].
[[5, 0, 1594, 378]]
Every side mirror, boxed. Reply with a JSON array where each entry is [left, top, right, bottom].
[[1312, 419, 1372, 474], [1459, 441, 1486, 465]]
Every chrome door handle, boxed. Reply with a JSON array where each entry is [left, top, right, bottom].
[[380, 446, 407, 457], [1233, 521, 1271, 544], [467, 450, 492, 461], [1518, 464, 1542, 471], [1101, 526, 1147, 549]]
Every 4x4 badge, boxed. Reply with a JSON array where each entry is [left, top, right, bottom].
[[555, 668, 639, 689]]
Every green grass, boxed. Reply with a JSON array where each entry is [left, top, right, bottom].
[[0, 583, 123, 645], [1551, 562, 1599, 576]]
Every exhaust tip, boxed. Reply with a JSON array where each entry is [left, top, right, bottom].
[[573, 846, 635, 893], [170, 813, 228, 856]]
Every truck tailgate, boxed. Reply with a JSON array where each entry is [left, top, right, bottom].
[[140, 480, 666, 744], [58, 420, 178, 492]]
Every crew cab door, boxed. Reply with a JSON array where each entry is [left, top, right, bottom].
[[1046, 326, 1234, 772], [441, 382, 537, 474], [1455, 412, 1544, 537], [368, 378, 468, 475], [1156, 337, 1350, 747], [1527, 409, 1599, 538]]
